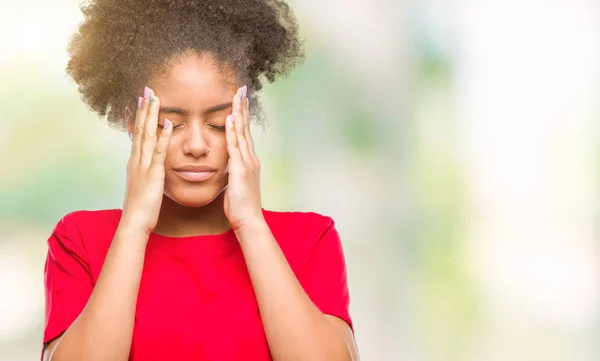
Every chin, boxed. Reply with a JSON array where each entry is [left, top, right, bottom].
[[164, 183, 226, 208]]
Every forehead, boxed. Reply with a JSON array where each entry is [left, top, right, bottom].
[[149, 53, 237, 107]]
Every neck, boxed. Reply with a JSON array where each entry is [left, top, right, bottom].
[[153, 191, 230, 237]]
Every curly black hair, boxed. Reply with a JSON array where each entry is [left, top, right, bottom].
[[66, 0, 305, 130]]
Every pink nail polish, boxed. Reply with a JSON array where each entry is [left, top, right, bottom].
[[137, 97, 143, 108], [144, 87, 151, 99], [164, 118, 172, 129], [242, 85, 247, 97]]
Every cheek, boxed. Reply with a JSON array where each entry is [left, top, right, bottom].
[[214, 148, 230, 169], [161, 137, 180, 167], [205, 132, 228, 151], [203, 133, 228, 160]]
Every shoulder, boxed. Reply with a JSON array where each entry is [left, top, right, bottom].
[[261, 209, 339, 266], [53, 209, 122, 237], [262, 209, 335, 238], [49, 209, 122, 263]]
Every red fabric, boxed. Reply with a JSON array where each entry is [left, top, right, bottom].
[[43, 209, 352, 360]]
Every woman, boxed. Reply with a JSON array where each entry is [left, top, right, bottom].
[[42, 0, 357, 360]]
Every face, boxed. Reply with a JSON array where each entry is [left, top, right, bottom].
[[136, 53, 238, 207]]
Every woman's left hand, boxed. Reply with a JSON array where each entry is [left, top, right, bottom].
[[224, 85, 264, 232]]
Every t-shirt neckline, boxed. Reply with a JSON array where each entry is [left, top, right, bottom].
[[147, 227, 239, 254]]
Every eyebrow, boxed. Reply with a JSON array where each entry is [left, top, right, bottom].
[[159, 102, 232, 116]]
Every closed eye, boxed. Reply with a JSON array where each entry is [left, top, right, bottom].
[[158, 122, 183, 130], [208, 124, 226, 132]]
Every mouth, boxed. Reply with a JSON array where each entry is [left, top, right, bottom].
[[174, 165, 217, 182], [175, 171, 215, 182]]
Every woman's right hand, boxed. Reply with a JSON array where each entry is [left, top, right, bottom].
[[120, 86, 173, 236]]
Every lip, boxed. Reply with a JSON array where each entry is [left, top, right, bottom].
[[174, 165, 217, 182]]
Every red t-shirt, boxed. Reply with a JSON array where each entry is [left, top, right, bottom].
[[43, 209, 352, 360]]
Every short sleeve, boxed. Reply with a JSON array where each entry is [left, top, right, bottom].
[[43, 215, 94, 345], [301, 216, 352, 330]]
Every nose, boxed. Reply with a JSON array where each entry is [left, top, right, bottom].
[[182, 122, 210, 158]]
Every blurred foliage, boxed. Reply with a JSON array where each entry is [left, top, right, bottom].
[[265, 50, 384, 156]]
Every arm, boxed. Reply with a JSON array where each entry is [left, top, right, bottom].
[[44, 88, 172, 361], [224, 86, 358, 361], [236, 221, 358, 361], [44, 227, 149, 361]]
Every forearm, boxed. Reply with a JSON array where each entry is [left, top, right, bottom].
[[50, 226, 148, 361], [236, 222, 351, 361]]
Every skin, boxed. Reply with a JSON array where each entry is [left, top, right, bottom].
[[43, 52, 359, 361]]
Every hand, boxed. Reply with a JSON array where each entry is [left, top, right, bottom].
[[120, 87, 173, 236], [224, 86, 264, 232]]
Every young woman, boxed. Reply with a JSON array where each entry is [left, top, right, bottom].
[[42, 0, 357, 360]]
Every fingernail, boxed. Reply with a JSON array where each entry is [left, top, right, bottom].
[[242, 85, 247, 97], [227, 116, 234, 130], [137, 97, 143, 108], [144, 87, 151, 99], [164, 118, 171, 129]]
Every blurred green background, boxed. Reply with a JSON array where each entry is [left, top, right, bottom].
[[1, 1, 599, 360]]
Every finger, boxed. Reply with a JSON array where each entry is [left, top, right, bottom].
[[130, 87, 151, 164], [241, 85, 249, 123], [151, 118, 173, 166], [241, 88, 258, 164], [232, 87, 251, 163], [141, 89, 160, 167], [225, 114, 243, 164]]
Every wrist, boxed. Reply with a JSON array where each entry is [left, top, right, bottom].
[[119, 211, 155, 235], [234, 216, 269, 244], [116, 222, 152, 242]]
